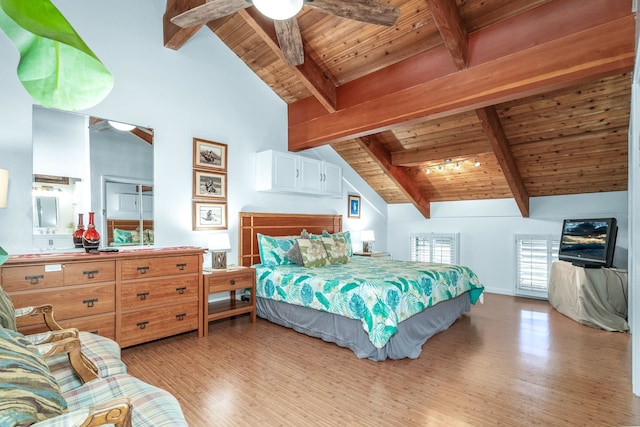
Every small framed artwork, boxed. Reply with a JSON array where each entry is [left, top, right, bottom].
[[193, 170, 227, 199], [193, 202, 227, 230], [193, 138, 227, 171], [348, 194, 361, 218]]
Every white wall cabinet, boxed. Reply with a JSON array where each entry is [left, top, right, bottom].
[[256, 150, 342, 197]]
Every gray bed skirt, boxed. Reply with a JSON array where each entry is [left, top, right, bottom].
[[256, 292, 472, 361]]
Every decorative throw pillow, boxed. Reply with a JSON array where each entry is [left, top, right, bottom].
[[321, 236, 350, 265], [0, 328, 68, 426], [322, 230, 353, 256], [257, 234, 298, 266], [285, 230, 310, 266], [296, 238, 330, 268], [112, 228, 133, 245], [0, 288, 16, 331]]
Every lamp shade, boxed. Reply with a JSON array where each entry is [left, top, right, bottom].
[[361, 230, 375, 242], [253, 0, 303, 20], [0, 169, 8, 209], [208, 233, 231, 251]]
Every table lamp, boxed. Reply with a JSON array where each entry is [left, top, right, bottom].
[[361, 230, 375, 253], [209, 232, 231, 269]]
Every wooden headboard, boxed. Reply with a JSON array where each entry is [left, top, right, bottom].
[[238, 212, 342, 267], [106, 219, 154, 245]]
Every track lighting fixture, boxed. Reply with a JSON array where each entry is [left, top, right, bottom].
[[423, 156, 481, 175]]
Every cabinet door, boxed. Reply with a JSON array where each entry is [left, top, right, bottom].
[[299, 157, 322, 193], [322, 161, 342, 197], [271, 151, 299, 192]]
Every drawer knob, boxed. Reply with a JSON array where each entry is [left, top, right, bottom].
[[176, 263, 187, 270], [137, 292, 149, 301], [25, 274, 44, 285], [175, 313, 186, 321], [175, 287, 186, 294], [83, 298, 98, 308], [83, 270, 99, 279], [137, 321, 149, 330], [137, 266, 150, 274], [230, 279, 236, 286]]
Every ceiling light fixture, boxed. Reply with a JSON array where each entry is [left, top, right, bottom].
[[108, 120, 136, 132], [253, 0, 303, 20], [423, 156, 481, 175]]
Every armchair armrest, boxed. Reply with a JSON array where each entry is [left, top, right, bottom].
[[15, 304, 63, 331], [36, 337, 99, 384], [32, 397, 132, 427], [78, 397, 132, 427], [25, 328, 80, 345]]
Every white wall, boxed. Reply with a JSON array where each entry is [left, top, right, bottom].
[[388, 192, 628, 295], [0, 0, 386, 261]]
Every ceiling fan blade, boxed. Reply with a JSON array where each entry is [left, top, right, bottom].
[[306, 0, 400, 26], [170, 0, 251, 28], [274, 18, 304, 66]]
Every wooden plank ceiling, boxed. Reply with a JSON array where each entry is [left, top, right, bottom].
[[164, 0, 634, 218]]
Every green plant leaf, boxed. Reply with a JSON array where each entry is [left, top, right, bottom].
[[0, 0, 113, 111]]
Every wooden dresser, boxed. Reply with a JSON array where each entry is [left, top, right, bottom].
[[0, 247, 204, 347]]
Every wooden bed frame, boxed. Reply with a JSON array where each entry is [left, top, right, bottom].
[[106, 219, 154, 246], [238, 212, 342, 266]]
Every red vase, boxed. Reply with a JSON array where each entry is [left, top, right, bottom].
[[73, 213, 85, 248], [82, 212, 101, 252]]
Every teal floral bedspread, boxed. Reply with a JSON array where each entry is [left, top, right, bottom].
[[255, 257, 484, 349]]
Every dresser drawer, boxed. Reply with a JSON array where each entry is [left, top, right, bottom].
[[63, 261, 115, 285], [121, 255, 200, 280], [12, 283, 115, 327], [121, 275, 198, 310], [207, 269, 255, 293], [120, 301, 198, 347], [1, 265, 64, 292], [18, 313, 116, 341]]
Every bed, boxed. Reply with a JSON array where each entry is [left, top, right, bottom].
[[106, 219, 154, 247], [239, 212, 484, 361]]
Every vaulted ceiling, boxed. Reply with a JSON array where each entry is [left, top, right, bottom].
[[163, 0, 635, 218]]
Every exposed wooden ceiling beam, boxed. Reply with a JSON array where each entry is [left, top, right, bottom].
[[357, 135, 431, 218], [288, 9, 634, 151], [163, 0, 204, 50], [475, 107, 529, 217], [425, 0, 469, 70], [131, 128, 154, 145], [392, 143, 492, 166], [239, 8, 337, 112]]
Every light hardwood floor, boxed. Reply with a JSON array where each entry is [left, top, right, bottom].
[[121, 294, 640, 426]]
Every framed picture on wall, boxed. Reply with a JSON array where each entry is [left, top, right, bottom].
[[193, 138, 227, 171], [193, 201, 227, 230], [193, 170, 227, 199], [348, 194, 361, 218]]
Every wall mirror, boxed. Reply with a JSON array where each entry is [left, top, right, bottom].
[[32, 105, 154, 251]]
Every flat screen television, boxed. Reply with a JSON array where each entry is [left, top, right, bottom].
[[558, 217, 617, 268]]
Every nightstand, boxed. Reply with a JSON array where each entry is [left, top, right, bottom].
[[353, 252, 391, 258], [202, 266, 256, 336]]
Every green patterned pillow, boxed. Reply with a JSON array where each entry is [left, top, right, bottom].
[[257, 234, 297, 266], [0, 328, 68, 426], [321, 236, 350, 265], [113, 228, 133, 245], [296, 238, 330, 268], [322, 230, 353, 256], [0, 288, 16, 331]]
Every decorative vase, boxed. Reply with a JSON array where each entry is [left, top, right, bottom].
[[73, 213, 85, 248], [82, 212, 100, 252]]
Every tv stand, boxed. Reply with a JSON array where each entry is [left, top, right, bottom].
[[548, 261, 628, 331]]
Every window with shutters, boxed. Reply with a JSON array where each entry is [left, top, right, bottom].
[[516, 235, 560, 299], [410, 233, 459, 265]]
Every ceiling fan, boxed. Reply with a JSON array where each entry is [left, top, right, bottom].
[[170, 0, 400, 66]]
